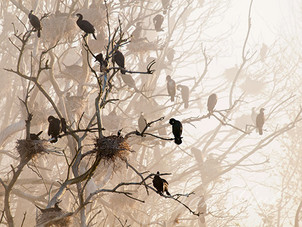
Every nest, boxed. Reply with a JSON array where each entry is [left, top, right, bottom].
[[16, 139, 47, 160], [36, 210, 72, 227], [95, 135, 131, 162]]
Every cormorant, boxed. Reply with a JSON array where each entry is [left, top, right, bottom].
[[207, 93, 217, 118], [177, 85, 189, 108], [153, 171, 171, 196], [48, 116, 61, 143], [166, 75, 176, 102], [161, 0, 169, 14], [28, 10, 42, 38], [169, 118, 182, 145], [153, 14, 164, 32], [132, 22, 143, 41], [95, 53, 108, 71], [113, 50, 126, 74], [256, 108, 265, 135], [30, 131, 43, 140], [138, 112, 147, 133], [76, 13, 97, 40]]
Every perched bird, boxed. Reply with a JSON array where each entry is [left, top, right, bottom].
[[113, 50, 126, 74], [138, 112, 147, 133], [256, 108, 265, 135], [177, 85, 189, 108], [131, 22, 143, 41], [76, 13, 97, 40], [207, 93, 217, 118], [153, 171, 171, 196], [30, 131, 43, 140], [166, 75, 176, 102], [48, 116, 61, 143], [169, 118, 182, 145], [28, 10, 42, 38], [95, 53, 108, 71], [260, 43, 268, 62], [161, 0, 170, 14], [153, 14, 164, 32], [166, 48, 175, 63]]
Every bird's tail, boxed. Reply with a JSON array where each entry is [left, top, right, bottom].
[[259, 128, 263, 135], [92, 33, 97, 40], [37, 29, 41, 38], [171, 96, 175, 102], [163, 182, 170, 196], [174, 137, 182, 145], [184, 102, 189, 108], [37, 131, 43, 136]]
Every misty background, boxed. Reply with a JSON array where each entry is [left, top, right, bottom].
[[0, 0, 302, 226]]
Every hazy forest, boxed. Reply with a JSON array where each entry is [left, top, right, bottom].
[[0, 0, 302, 226]]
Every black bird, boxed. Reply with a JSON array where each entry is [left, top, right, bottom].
[[153, 171, 171, 196], [256, 108, 265, 135], [61, 118, 67, 134], [177, 85, 189, 108], [76, 13, 97, 40], [153, 14, 164, 32], [169, 118, 182, 145], [207, 93, 217, 118], [48, 116, 61, 143], [95, 53, 108, 71], [166, 75, 176, 102], [28, 10, 42, 38], [113, 50, 126, 74], [30, 131, 43, 140]]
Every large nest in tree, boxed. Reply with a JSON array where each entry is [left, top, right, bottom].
[[16, 139, 48, 160], [36, 209, 72, 227], [94, 135, 131, 162]]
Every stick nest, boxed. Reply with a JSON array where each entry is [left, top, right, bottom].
[[36, 210, 72, 227], [95, 135, 131, 162], [16, 139, 47, 160]]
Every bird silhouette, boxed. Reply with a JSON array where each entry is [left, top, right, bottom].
[[30, 131, 43, 140], [138, 112, 147, 133], [207, 93, 217, 118], [177, 85, 189, 108], [166, 75, 176, 102], [256, 108, 265, 135], [48, 116, 64, 143], [113, 50, 126, 74], [132, 22, 143, 41], [161, 0, 170, 14], [28, 10, 42, 38], [169, 118, 182, 145], [153, 14, 164, 32], [76, 13, 97, 40], [153, 171, 171, 196], [95, 53, 108, 70]]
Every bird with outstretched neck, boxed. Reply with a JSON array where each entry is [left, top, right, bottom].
[[76, 13, 97, 40], [169, 118, 182, 145], [28, 10, 42, 38], [153, 171, 171, 196]]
